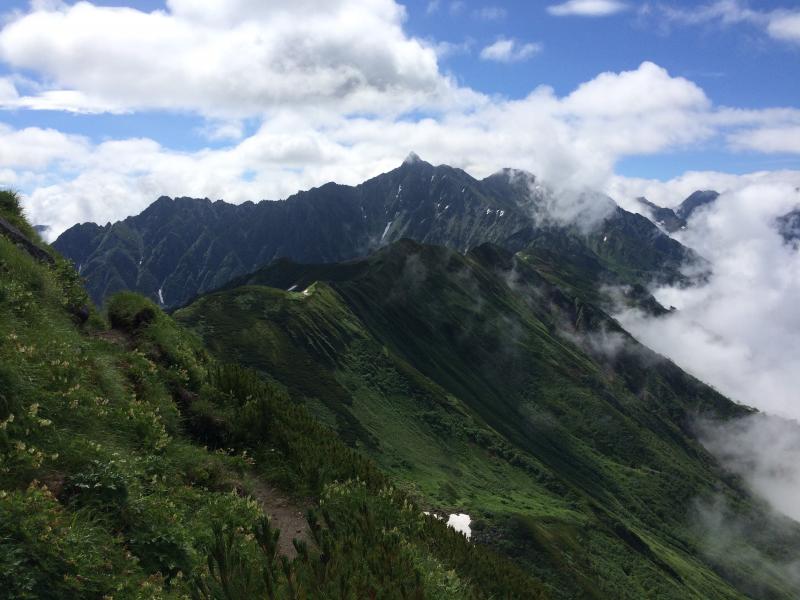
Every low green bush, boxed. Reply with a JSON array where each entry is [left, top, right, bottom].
[[107, 291, 159, 332]]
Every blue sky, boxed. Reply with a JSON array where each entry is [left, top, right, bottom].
[[0, 0, 798, 233]]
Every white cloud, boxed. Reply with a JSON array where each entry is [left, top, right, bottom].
[[3, 61, 750, 239], [198, 120, 246, 143], [651, 0, 758, 26], [768, 11, 800, 44], [0, 0, 453, 117], [612, 172, 800, 419], [563, 61, 709, 117], [559, 62, 713, 156], [729, 126, 800, 154], [431, 38, 474, 59], [480, 38, 542, 63], [547, 0, 629, 17], [648, 1, 800, 46], [0, 42, 792, 240], [0, 123, 89, 169]]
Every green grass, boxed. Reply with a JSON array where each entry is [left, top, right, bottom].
[[176, 239, 800, 599]]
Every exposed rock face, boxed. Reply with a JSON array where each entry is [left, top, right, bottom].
[[636, 190, 720, 234], [636, 198, 686, 233]]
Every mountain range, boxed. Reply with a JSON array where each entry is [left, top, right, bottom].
[[53, 155, 699, 309]]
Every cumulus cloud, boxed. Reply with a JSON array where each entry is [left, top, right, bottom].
[[0, 123, 89, 169], [768, 11, 800, 44], [547, 0, 629, 17], [479, 38, 542, 62], [0, 0, 456, 117]]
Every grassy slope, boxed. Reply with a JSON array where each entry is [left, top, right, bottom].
[[0, 205, 259, 598], [176, 239, 800, 600], [0, 194, 544, 599]]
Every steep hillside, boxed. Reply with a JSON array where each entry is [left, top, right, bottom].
[[54, 157, 700, 308], [175, 239, 800, 599], [0, 193, 545, 599]]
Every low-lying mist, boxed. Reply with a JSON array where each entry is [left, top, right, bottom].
[[611, 174, 800, 525]]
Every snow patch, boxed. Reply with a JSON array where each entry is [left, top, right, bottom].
[[287, 284, 298, 292], [396, 184, 402, 198], [498, 210, 505, 217], [381, 220, 393, 241], [157, 287, 164, 305], [447, 513, 471, 539], [603, 235, 608, 243]]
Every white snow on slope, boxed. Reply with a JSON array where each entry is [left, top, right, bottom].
[[381, 220, 393, 241]]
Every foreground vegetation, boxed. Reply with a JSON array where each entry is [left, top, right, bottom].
[[0, 191, 543, 598]]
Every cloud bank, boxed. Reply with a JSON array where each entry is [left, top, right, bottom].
[[1, 58, 745, 237], [611, 172, 800, 524], [613, 173, 800, 419]]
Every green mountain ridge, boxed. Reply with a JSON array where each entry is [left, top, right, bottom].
[[174, 236, 800, 599]]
